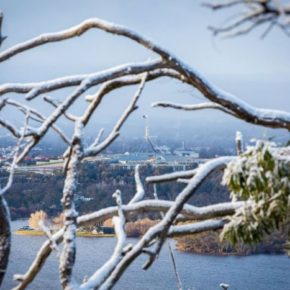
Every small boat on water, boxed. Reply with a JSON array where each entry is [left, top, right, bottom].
[[15, 226, 115, 237]]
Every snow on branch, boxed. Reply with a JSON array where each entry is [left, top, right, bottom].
[[25, 60, 160, 101], [152, 101, 237, 116], [2, 17, 290, 131], [43, 96, 78, 122], [12, 229, 65, 290], [0, 18, 154, 62], [78, 200, 244, 226], [14, 68, 148, 163], [84, 73, 147, 157], [0, 17, 177, 63], [59, 121, 83, 289], [2, 14, 290, 290], [146, 168, 197, 183], [11, 73, 147, 290], [0, 112, 30, 196], [100, 157, 234, 289], [89, 128, 104, 149], [0, 68, 184, 100], [129, 165, 145, 204], [80, 190, 127, 290], [0, 60, 163, 100], [221, 141, 290, 245], [4, 99, 70, 144], [0, 118, 21, 138], [14, 199, 243, 290], [0, 112, 30, 285], [168, 219, 226, 236]]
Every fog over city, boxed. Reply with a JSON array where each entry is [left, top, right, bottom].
[[1, 0, 290, 145], [2, 2, 290, 290]]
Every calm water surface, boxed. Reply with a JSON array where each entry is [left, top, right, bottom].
[[2, 220, 290, 290]]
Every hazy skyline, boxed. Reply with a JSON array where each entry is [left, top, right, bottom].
[[1, 0, 290, 143]]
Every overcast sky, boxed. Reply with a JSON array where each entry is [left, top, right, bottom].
[[1, 0, 290, 145]]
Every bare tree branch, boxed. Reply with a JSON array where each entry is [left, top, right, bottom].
[[13, 199, 243, 290], [0, 113, 30, 286], [168, 218, 227, 236], [1, 13, 289, 290], [146, 168, 198, 183], [0, 68, 183, 99], [1, 16, 290, 133], [100, 157, 234, 289], [59, 121, 82, 289], [43, 96, 78, 122], [0, 119, 21, 138], [5, 99, 70, 144], [84, 73, 148, 157], [12, 229, 64, 290], [80, 190, 127, 290], [205, 0, 290, 37], [152, 101, 238, 116], [129, 165, 145, 204], [0, 11, 7, 47]]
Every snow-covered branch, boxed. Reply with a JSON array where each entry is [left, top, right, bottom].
[[14, 199, 243, 290], [84, 73, 147, 157], [129, 165, 145, 204], [0, 68, 184, 101], [43, 96, 78, 122], [80, 190, 127, 290], [0, 60, 163, 100], [78, 200, 243, 226], [0, 113, 30, 285], [1, 13, 289, 290], [100, 157, 234, 289], [2, 17, 290, 132], [152, 101, 237, 116], [0, 118, 21, 138], [12, 229, 64, 290], [13, 66, 148, 163], [59, 121, 83, 289], [168, 219, 226, 236], [0, 18, 158, 62], [146, 168, 197, 183], [5, 99, 70, 144]]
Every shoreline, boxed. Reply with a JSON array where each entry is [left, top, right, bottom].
[[15, 229, 115, 238]]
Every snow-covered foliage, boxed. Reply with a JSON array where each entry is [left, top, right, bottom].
[[222, 141, 290, 244], [0, 9, 290, 290]]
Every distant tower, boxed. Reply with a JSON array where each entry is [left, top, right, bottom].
[[143, 114, 149, 141]]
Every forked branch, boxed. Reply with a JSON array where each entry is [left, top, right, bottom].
[[204, 0, 290, 37]]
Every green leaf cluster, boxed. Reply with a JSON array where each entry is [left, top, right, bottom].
[[221, 141, 290, 245]]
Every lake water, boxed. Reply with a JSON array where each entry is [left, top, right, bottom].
[[2, 220, 290, 290]]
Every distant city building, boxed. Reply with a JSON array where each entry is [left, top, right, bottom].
[[174, 149, 199, 158]]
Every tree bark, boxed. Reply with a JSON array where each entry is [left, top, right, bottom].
[[0, 196, 11, 286]]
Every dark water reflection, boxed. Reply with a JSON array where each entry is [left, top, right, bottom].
[[2, 221, 290, 290]]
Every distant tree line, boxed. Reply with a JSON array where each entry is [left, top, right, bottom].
[[4, 161, 230, 220]]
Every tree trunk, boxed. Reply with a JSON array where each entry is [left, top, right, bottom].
[[0, 196, 11, 286]]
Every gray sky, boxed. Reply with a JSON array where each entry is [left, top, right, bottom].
[[1, 0, 290, 145]]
